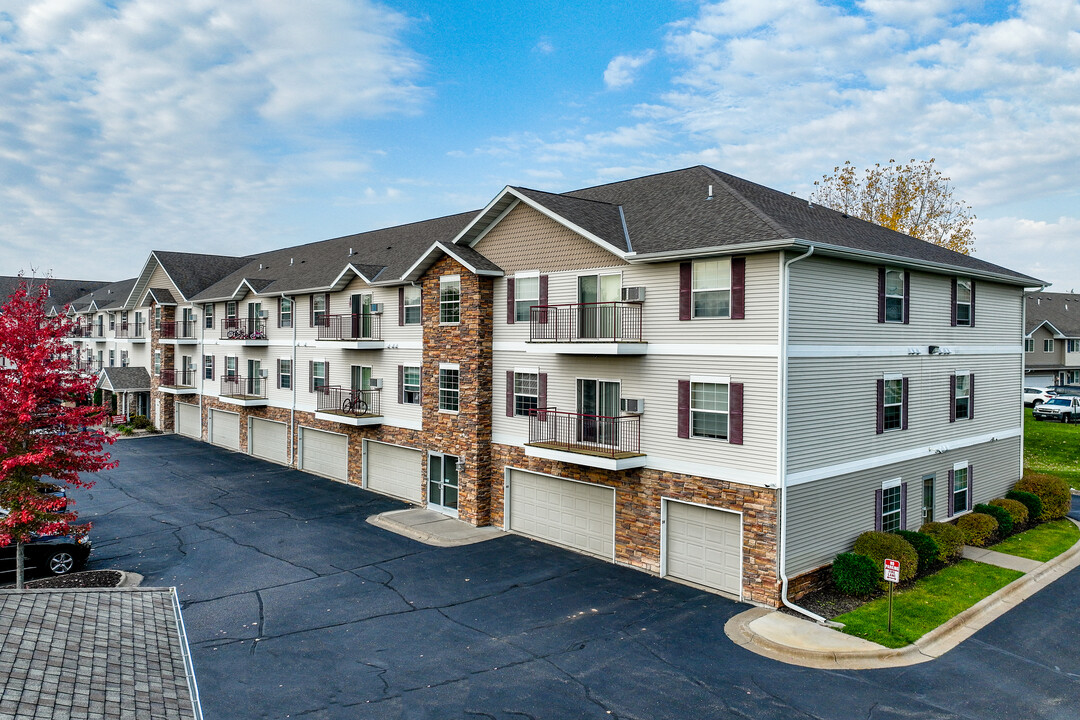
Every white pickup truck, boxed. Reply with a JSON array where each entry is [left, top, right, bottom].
[[1033, 395, 1080, 422]]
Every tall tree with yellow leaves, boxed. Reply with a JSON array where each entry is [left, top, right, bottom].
[[809, 158, 975, 255]]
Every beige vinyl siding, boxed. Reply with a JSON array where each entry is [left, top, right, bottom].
[[145, 265, 179, 301], [786, 354, 1022, 474], [474, 203, 628, 274], [785, 436, 1021, 576], [788, 256, 1024, 345], [1026, 325, 1064, 369]]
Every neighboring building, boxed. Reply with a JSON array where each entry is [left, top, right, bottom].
[[35, 166, 1041, 606], [0, 275, 111, 316], [1024, 292, 1080, 387]]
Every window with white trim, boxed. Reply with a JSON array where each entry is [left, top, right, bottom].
[[955, 279, 972, 326], [883, 378, 904, 430], [1044, 338, 1055, 352], [514, 275, 539, 322], [692, 258, 731, 318], [691, 381, 729, 439], [203, 355, 213, 380], [884, 269, 905, 323], [280, 298, 293, 328], [881, 480, 902, 533], [204, 303, 214, 329], [108, 349, 115, 367], [403, 286, 421, 325], [439, 364, 459, 412], [1025, 338, 1034, 352], [153, 350, 161, 376], [952, 465, 968, 515], [278, 359, 291, 389], [154, 307, 161, 331], [312, 361, 326, 390], [311, 295, 326, 326], [954, 374, 971, 420], [120, 350, 129, 367], [1067, 340, 1080, 353], [225, 356, 238, 379], [440, 276, 460, 324], [402, 366, 420, 404], [514, 372, 539, 416]]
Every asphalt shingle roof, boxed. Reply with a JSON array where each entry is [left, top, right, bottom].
[[99, 367, 152, 392], [1026, 292, 1080, 336], [69, 278, 139, 313], [153, 252, 251, 302], [0, 277, 112, 315]]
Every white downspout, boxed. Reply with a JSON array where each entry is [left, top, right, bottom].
[[285, 294, 297, 466], [198, 305, 205, 439], [777, 245, 832, 624]]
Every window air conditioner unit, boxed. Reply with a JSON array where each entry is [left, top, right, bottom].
[[258, 310, 269, 318], [621, 286, 646, 302], [620, 398, 645, 414], [369, 303, 383, 314], [369, 378, 383, 389], [259, 369, 269, 378]]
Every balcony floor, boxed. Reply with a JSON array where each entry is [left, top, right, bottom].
[[524, 442, 648, 470], [219, 395, 268, 407], [526, 341, 647, 355], [314, 410, 384, 426], [159, 386, 198, 395]]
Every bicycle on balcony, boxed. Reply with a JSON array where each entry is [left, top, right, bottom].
[[341, 390, 368, 416]]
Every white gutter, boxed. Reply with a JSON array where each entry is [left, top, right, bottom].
[[777, 245, 833, 625]]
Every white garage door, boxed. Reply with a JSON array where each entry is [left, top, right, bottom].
[[664, 501, 742, 596], [300, 427, 348, 481], [507, 469, 615, 560], [176, 402, 200, 439], [364, 441, 423, 503], [250, 418, 288, 465], [210, 409, 240, 451]]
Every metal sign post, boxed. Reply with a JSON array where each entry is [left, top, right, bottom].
[[884, 558, 900, 633]]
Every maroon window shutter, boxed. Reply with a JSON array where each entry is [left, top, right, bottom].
[[309, 294, 315, 327], [949, 374, 957, 422], [506, 278, 516, 325], [210, 356, 215, 381], [679, 262, 692, 321], [876, 379, 884, 434], [900, 482, 908, 529], [538, 275, 549, 325], [874, 489, 883, 531], [506, 370, 515, 417], [538, 372, 547, 409], [398, 287, 405, 327], [276, 360, 281, 389], [731, 257, 746, 320], [729, 382, 744, 444], [903, 271, 911, 324], [309, 360, 314, 393], [397, 365, 404, 403], [969, 374, 974, 419], [947, 470, 955, 517], [678, 380, 690, 438], [901, 377, 909, 430], [950, 278, 958, 327], [967, 465, 974, 511], [969, 281, 976, 327], [325, 361, 329, 387], [877, 268, 886, 323]]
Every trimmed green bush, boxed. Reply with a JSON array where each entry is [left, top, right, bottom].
[[1014, 473, 1071, 521], [974, 503, 1013, 536], [129, 414, 153, 430], [853, 531, 919, 587], [956, 512, 998, 547], [989, 498, 1029, 528], [831, 552, 879, 597], [920, 522, 966, 562], [894, 530, 941, 574], [1005, 490, 1043, 523], [118, 426, 134, 436]]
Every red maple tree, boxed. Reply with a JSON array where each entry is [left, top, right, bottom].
[[0, 278, 117, 587]]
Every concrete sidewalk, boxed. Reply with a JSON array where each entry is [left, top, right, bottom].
[[367, 507, 505, 547], [727, 517, 1080, 669]]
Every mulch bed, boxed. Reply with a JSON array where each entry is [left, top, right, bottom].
[[23, 570, 124, 589], [780, 586, 874, 620]]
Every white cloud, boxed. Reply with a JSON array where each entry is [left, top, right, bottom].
[[534, 38, 555, 54], [975, 215, 1080, 291], [603, 50, 655, 89]]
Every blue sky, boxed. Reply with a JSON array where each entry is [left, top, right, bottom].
[[2, 0, 1079, 290]]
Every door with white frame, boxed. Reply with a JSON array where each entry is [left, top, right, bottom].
[[351, 293, 374, 339], [428, 452, 459, 515], [577, 379, 620, 446], [247, 359, 261, 396], [577, 274, 621, 339]]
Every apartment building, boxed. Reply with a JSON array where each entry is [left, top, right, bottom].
[[35, 166, 1038, 606], [1024, 292, 1080, 386]]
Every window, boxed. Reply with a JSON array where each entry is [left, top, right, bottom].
[[439, 364, 459, 412], [108, 313, 115, 331], [403, 286, 421, 325], [883, 378, 904, 431], [514, 372, 539, 416], [692, 258, 731, 318], [402, 366, 420, 404], [954, 374, 971, 420], [884, 269, 905, 322], [1044, 338, 1055, 352], [1025, 338, 1034, 352], [204, 355, 214, 380], [108, 349, 115, 367], [955, 279, 972, 326], [514, 276, 539, 322], [120, 350, 129, 367], [154, 306, 161, 331], [1068, 370, 1080, 384], [280, 298, 292, 328], [440, 276, 460, 324], [881, 481, 902, 533], [278, 359, 291, 390], [204, 303, 214, 329], [1068, 340, 1080, 353], [690, 382, 729, 439], [312, 295, 326, 326], [222, 356, 236, 379], [952, 465, 969, 515], [153, 350, 161, 376], [312, 361, 326, 390]]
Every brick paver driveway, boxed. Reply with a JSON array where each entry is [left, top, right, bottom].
[[82, 436, 1080, 719]]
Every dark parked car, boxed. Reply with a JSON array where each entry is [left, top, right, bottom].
[[0, 511, 90, 577], [1047, 384, 1080, 397]]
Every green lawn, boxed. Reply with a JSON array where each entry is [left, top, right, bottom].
[[1025, 407, 1080, 491], [833, 560, 1023, 648], [991, 519, 1080, 562]]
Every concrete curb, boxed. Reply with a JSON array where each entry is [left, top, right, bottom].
[[366, 509, 505, 547], [727, 516, 1080, 669]]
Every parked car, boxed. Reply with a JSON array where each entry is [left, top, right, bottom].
[[1046, 384, 1080, 397], [1033, 396, 1080, 422], [1024, 387, 1056, 407], [0, 521, 91, 577]]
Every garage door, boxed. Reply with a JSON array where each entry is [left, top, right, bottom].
[[664, 501, 741, 596], [364, 441, 422, 503], [176, 402, 200, 439], [507, 469, 615, 560], [250, 418, 288, 465], [210, 409, 240, 451], [300, 427, 348, 481]]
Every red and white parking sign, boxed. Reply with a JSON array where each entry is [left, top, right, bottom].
[[884, 558, 900, 583]]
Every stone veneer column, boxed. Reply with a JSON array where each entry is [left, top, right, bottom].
[[149, 304, 176, 433]]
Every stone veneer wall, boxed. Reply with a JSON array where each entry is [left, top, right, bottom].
[[786, 563, 831, 601], [489, 443, 781, 606], [149, 304, 176, 433]]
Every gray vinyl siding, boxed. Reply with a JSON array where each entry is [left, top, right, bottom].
[[1026, 325, 1065, 369], [787, 354, 1022, 473], [788, 256, 1024, 346], [785, 435, 1022, 576]]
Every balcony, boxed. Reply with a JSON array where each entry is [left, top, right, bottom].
[[159, 320, 198, 344], [525, 407, 647, 470], [93, 326, 106, 342], [314, 386, 383, 426], [219, 318, 269, 346], [67, 326, 93, 339], [527, 302, 646, 355], [115, 322, 147, 342], [219, 376, 268, 407], [158, 369, 197, 394], [315, 314, 384, 349], [74, 360, 102, 375]]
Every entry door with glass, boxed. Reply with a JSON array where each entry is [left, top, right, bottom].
[[248, 359, 261, 395], [351, 294, 373, 339], [577, 379, 620, 446], [922, 476, 935, 523], [578, 274, 620, 339], [248, 302, 263, 336], [428, 453, 459, 514]]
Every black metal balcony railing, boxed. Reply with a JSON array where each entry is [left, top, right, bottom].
[[316, 314, 382, 342], [160, 320, 197, 340], [529, 302, 643, 343], [159, 369, 196, 387], [67, 326, 92, 338], [316, 386, 382, 417], [115, 322, 146, 339], [220, 318, 268, 341], [220, 376, 267, 399], [75, 360, 102, 374], [527, 407, 641, 458]]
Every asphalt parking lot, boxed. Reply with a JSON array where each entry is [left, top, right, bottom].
[[81, 435, 1080, 719]]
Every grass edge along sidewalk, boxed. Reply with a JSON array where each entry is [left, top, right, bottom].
[[1024, 407, 1080, 491]]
